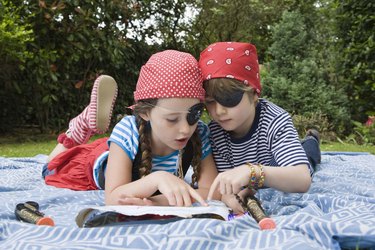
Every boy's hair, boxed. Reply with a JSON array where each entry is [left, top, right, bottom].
[[204, 78, 256, 101], [133, 99, 202, 187]]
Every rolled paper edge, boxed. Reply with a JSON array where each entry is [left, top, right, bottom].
[[36, 217, 55, 226], [259, 217, 276, 230]]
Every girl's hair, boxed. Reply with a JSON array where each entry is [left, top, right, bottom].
[[133, 99, 202, 187], [204, 78, 256, 100]]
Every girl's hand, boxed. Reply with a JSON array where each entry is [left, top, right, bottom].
[[117, 197, 153, 206], [207, 165, 250, 199], [155, 171, 207, 207]]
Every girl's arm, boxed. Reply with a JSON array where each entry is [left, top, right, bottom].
[[195, 153, 221, 200], [104, 143, 206, 206], [121, 153, 221, 206]]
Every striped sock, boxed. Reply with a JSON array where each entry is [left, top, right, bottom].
[[68, 106, 93, 145]]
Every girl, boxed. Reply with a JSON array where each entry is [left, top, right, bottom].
[[44, 50, 219, 207], [198, 42, 321, 213]]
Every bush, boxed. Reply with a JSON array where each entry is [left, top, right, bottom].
[[0, 0, 34, 133], [292, 112, 336, 142], [263, 10, 350, 136], [345, 121, 375, 145]]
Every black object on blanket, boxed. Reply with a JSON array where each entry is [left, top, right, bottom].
[[15, 201, 55, 226], [235, 194, 276, 230]]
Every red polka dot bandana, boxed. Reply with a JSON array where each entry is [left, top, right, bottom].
[[134, 50, 205, 102], [199, 42, 262, 95]]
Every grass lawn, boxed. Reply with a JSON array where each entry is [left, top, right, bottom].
[[321, 141, 375, 154], [0, 129, 374, 157], [0, 129, 109, 157]]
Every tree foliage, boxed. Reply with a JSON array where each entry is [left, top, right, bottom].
[[186, 0, 298, 60], [0, 0, 34, 132], [0, 0, 373, 138], [335, 0, 375, 122], [262, 10, 350, 134], [1, 0, 155, 133], [128, 0, 197, 50]]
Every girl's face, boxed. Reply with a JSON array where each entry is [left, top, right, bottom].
[[142, 98, 201, 156], [205, 92, 258, 138]]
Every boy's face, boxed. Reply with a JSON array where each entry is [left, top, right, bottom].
[[205, 92, 258, 138]]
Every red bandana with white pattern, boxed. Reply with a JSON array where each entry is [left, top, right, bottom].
[[199, 42, 262, 95]]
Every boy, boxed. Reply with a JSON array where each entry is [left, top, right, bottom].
[[199, 42, 320, 213]]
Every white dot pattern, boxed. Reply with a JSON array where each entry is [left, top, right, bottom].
[[134, 50, 205, 101], [199, 42, 262, 94]]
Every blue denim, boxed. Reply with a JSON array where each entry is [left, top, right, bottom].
[[301, 136, 321, 170], [42, 163, 55, 179]]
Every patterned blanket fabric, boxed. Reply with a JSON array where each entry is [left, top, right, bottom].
[[0, 152, 375, 250]]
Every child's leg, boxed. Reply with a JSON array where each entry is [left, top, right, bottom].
[[301, 129, 321, 170], [47, 75, 117, 163], [47, 144, 68, 163]]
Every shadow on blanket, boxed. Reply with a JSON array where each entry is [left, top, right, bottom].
[[0, 152, 374, 250]]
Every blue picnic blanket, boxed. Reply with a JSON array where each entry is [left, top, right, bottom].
[[0, 152, 374, 249]]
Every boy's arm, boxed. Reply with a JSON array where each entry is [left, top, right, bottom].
[[207, 163, 311, 198], [262, 164, 311, 193]]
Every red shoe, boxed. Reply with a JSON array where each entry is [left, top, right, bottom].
[[88, 75, 118, 134], [58, 75, 118, 148]]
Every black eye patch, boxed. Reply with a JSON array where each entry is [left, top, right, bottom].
[[187, 103, 205, 125], [214, 89, 244, 107]]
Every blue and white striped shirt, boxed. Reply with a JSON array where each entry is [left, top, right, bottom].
[[208, 99, 312, 174], [108, 116, 212, 174]]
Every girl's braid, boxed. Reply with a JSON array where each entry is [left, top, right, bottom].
[[136, 116, 153, 178], [190, 129, 202, 187], [133, 99, 157, 178]]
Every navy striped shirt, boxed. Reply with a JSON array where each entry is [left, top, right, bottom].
[[208, 99, 312, 174]]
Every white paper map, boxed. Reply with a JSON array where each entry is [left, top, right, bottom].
[[76, 201, 232, 227]]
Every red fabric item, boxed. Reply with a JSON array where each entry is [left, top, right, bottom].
[[62, 136, 78, 149], [365, 116, 374, 127], [57, 132, 78, 148], [57, 133, 67, 144], [199, 42, 262, 95], [133, 50, 205, 102], [45, 137, 109, 190]]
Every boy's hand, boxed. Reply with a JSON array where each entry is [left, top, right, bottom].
[[221, 194, 244, 214], [207, 165, 250, 199], [221, 188, 255, 214]]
